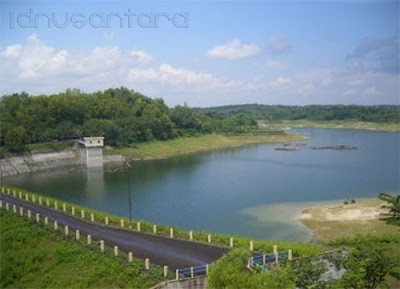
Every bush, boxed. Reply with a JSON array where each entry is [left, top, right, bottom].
[[207, 249, 295, 289]]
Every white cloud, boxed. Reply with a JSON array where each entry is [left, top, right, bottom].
[[265, 60, 286, 70], [297, 83, 315, 95], [267, 36, 292, 55], [128, 64, 240, 89], [207, 39, 261, 60], [342, 89, 356, 96], [130, 50, 153, 63], [0, 34, 265, 106], [296, 69, 334, 86], [269, 77, 291, 88], [28, 33, 40, 44], [0, 34, 154, 81], [3, 45, 22, 57], [347, 79, 364, 86], [364, 87, 378, 95], [128, 68, 159, 81], [1, 34, 398, 106]]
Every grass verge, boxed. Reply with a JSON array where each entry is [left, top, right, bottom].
[[27, 140, 75, 152], [0, 209, 169, 289]]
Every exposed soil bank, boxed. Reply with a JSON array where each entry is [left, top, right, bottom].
[[299, 200, 385, 222], [298, 199, 399, 243]]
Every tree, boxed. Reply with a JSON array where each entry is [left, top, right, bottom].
[[379, 193, 400, 226], [207, 248, 295, 289], [5, 126, 29, 152], [293, 257, 327, 289], [169, 105, 201, 131], [332, 241, 395, 289], [207, 248, 252, 289]]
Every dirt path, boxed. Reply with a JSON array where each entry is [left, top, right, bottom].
[[0, 194, 228, 270]]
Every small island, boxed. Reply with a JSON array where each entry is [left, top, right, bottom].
[[310, 145, 358, 151]]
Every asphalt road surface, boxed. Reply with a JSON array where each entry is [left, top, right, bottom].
[[0, 193, 228, 270]]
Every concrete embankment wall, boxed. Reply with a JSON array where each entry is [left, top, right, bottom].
[[0, 149, 82, 177], [0, 147, 126, 177]]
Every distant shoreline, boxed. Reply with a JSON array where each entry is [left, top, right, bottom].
[[260, 120, 400, 133]]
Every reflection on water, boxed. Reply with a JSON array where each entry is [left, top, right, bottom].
[[3, 128, 399, 241], [85, 167, 105, 205]]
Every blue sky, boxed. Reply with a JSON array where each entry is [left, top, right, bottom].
[[0, 0, 399, 106]]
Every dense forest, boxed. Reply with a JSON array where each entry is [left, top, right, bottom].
[[0, 87, 256, 152], [196, 104, 400, 123], [1, 87, 399, 152]]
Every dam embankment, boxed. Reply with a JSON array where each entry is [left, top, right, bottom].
[[0, 145, 125, 177]]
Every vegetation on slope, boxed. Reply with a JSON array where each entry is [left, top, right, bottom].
[[0, 210, 168, 289], [379, 193, 400, 225], [295, 194, 400, 288], [196, 104, 400, 123], [208, 237, 400, 289], [104, 132, 304, 159], [0, 87, 257, 152], [2, 88, 399, 154]]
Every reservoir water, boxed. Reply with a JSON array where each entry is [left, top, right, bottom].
[[3, 128, 399, 241]]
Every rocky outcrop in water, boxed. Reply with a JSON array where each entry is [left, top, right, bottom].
[[310, 145, 358, 150], [275, 142, 306, 151]]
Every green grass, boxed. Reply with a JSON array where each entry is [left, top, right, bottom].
[[27, 140, 75, 152], [329, 234, 400, 289], [304, 219, 399, 243], [1, 186, 323, 258], [261, 120, 400, 132], [0, 210, 169, 289], [104, 133, 305, 159]]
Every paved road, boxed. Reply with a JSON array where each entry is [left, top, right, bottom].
[[0, 194, 228, 269]]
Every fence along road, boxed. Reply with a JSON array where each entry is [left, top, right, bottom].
[[0, 193, 228, 270]]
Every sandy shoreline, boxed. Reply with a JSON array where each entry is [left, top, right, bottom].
[[299, 199, 386, 222], [297, 198, 399, 242], [241, 197, 395, 242]]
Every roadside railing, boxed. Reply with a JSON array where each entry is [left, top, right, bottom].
[[175, 250, 292, 280], [0, 185, 319, 259], [175, 264, 209, 279]]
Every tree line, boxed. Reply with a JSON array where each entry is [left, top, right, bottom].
[[195, 104, 400, 123], [0, 87, 257, 152], [2, 87, 399, 153]]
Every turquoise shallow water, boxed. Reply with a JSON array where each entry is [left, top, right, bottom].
[[3, 128, 399, 241]]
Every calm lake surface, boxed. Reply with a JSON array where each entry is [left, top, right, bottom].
[[3, 128, 399, 241]]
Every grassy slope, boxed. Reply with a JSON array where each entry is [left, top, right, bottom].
[[261, 120, 400, 132], [104, 133, 305, 159], [304, 219, 398, 243], [0, 210, 167, 289]]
